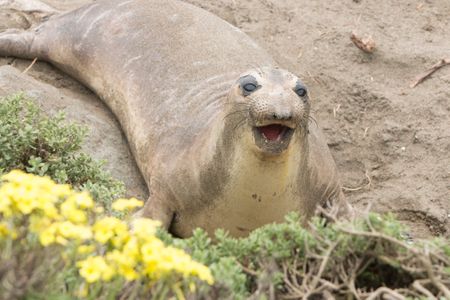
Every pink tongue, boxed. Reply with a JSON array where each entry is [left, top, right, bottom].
[[259, 125, 284, 141]]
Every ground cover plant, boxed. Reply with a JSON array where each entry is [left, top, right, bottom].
[[0, 93, 124, 211], [0, 94, 449, 299], [163, 212, 450, 299]]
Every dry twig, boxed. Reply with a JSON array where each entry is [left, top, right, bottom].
[[338, 222, 450, 299], [22, 57, 38, 74], [412, 280, 437, 300], [311, 242, 338, 287], [365, 287, 405, 300], [410, 58, 450, 88], [342, 170, 372, 192]]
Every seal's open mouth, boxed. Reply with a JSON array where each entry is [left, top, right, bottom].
[[253, 124, 295, 154], [257, 124, 292, 141]]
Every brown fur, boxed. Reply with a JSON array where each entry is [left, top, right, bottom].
[[0, 0, 352, 237]]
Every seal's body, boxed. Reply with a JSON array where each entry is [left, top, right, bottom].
[[0, 0, 352, 237]]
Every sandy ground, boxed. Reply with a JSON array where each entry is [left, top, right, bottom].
[[0, 0, 448, 238]]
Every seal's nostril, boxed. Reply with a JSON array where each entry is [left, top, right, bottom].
[[280, 114, 292, 120], [270, 113, 292, 120]]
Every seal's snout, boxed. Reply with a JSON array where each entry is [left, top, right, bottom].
[[271, 112, 292, 121]]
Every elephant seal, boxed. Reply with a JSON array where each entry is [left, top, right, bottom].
[[0, 0, 352, 237]]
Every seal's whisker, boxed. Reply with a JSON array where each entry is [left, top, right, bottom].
[[203, 90, 231, 107], [233, 102, 251, 107], [227, 108, 248, 113], [308, 115, 318, 126], [232, 118, 248, 132], [231, 105, 250, 112], [228, 102, 251, 110], [224, 109, 249, 119]]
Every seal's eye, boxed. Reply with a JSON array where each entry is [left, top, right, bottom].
[[294, 83, 308, 98], [243, 83, 257, 92], [295, 87, 307, 97], [238, 74, 260, 96]]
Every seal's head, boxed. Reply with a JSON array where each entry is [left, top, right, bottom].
[[226, 67, 310, 155]]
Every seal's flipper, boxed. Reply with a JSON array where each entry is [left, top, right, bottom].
[[0, 0, 59, 25], [137, 196, 175, 232], [0, 29, 39, 59], [0, 0, 58, 14], [0, 0, 56, 59]]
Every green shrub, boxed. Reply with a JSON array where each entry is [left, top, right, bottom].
[[161, 213, 450, 299], [0, 93, 124, 210]]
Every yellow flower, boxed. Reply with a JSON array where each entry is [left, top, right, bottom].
[[0, 222, 9, 237], [188, 262, 214, 285], [29, 174, 56, 191], [119, 265, 139, 281], [51, 183, 73, 198], [0, 193, 13, 216], [131, 218, 161, 240], [93, 217, 127, 244], [60, 199, 87, 224], [40, 201, 59, 219], [94, 206, 104, 214], [77, 244, 96, 255], [77, 256, 115, 283], [72, 225, 93, 240], [106, 250, 139, 281], [140, 237, 165, 264], [56, 235, 68, 245], [0, 170, 215, 286], [160, 246, 214, 284], [57, 221, 92, 241], [1, 169, 30, 183], [112, 198, 144, 211], [29, 215, 51, 233], [67, 191, 94, 209], [14, 186, 38, 214], [39, 223, 58, 246], [111, 231, 130, 248], [122, 236, 140, 259]]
